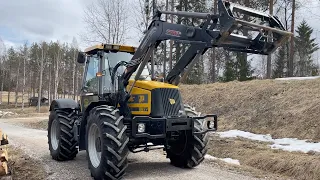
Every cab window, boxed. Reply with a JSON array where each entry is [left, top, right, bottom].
[[85, 56, 99, 93]]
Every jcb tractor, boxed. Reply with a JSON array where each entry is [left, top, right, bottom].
[[47, 0, 291, 179]]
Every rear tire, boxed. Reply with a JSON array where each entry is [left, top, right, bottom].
[[86, 105, 129, 180], [48, 109, 78, 161], [167, 104, 208, 168]]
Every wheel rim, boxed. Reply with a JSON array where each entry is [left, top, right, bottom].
[[51, 119, 59, 150], [88, 123, 102, 168]]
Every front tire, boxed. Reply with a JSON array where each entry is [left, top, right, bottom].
[[167, 104, 208, 168], [86, 105, 129, 180], [48, 109, 78, 161]]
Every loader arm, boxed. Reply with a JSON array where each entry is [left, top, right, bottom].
[[122, 0, 292, 88]]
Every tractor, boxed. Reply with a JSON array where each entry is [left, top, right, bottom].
[[47, 0, 291, 179]]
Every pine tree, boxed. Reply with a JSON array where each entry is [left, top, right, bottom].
[[222, 51, 237, 82], [294, 20, 319, 76], [223, 60, 236, 82], [273, 45, 286, 78]]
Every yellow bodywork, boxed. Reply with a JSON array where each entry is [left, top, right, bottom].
[[82, 43, 180, 116], [126, 80, 179, 115], [84, 43, 136, 54]]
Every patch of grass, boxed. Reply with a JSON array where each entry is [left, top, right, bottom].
[[0, 106, 49, 119], [180, 79, 320, 141], [6, 145, 47, 180], [207, 135, 320, 180]]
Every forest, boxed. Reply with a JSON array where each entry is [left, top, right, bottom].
[[0, 0, 319, 109]]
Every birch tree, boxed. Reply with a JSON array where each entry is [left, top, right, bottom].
[[71, 37, 78, 100], [32, 42, 48, 112], [14, 52, 21, 108], [82, 0, 129, 44], [6, 47, 15, 105], [0, 38, 6, 105], [19, 43, 29, 110]]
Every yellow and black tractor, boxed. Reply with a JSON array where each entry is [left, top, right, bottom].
[[47, 0, 291, 179]]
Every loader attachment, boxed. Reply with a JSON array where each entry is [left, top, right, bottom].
[[160, 0, 292, 55], [122, 0, 292, 86], [219, 1, 292, 54]]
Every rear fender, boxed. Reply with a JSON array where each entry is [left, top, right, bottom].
[[49, 99, 80, 111]]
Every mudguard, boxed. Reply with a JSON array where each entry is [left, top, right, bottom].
[[49, 99, 80, 111]]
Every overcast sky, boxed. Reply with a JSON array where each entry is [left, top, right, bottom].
[[0, 0, 319, 64]]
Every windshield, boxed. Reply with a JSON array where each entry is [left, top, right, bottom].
[[102, 51, 151, 93], [106, 52, 133, 74]]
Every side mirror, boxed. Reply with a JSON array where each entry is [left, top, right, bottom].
[[77, 52, 86, 64]]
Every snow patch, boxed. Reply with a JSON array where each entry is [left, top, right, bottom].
[[217, 130, 320, 153], [218, 130, 273, 142], [205, 154, 241, 166], [275, 76, 320, 81], [0, 111, 17, 118]]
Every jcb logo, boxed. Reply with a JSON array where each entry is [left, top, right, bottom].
[[139, 95, 145, 103], [169, 98, 175, 105]]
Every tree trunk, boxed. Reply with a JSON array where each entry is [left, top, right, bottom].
[[63, 78, 66, 98], [15, 59, 21, 108], [75, 65, 79, 102], [0, 66, 3, 105], [7, 63, 11, 105], [22, 56, 26, 110], [289, 0, 296, 77], [37, 48, 45, 113], [48, 64, 51, 103], [38, 68, 43, 113], [72, 50, 76, 100], [210, 0, 218, 83], [54, 54, 60, 100]]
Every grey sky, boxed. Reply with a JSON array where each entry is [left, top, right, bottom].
[[0, 0, 319, 65]]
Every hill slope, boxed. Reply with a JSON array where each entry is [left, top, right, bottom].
[[180, 79, 320, 141]]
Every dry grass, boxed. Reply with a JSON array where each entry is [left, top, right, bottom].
[[0, 106, 49, 119], [207, 135, 320, 180], [0, 91, 79, 104], [5, 145, 47, 180], [180, 79, 320, 141], [18, 120, 48, 130]]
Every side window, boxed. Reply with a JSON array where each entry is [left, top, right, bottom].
[[103, 57, 112, 93], [85, 57, 99, 93]]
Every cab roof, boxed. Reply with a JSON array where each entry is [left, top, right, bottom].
[[84, 44, 137, 55]]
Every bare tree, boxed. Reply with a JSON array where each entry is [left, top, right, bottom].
[[266, 0, 274, 79], [0, 37, 6, 105], [20, 43, 28, 110], [82, 0, 129, 44], [71, 37, 78, 100], [130, 0, 154, 37], [36, 42, 48, 112], [14, 52, 21, 108], [210, 0, 218, 83], [53, 43, 62, 100]]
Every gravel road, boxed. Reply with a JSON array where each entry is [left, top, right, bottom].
[[0, 120, 262, 180]]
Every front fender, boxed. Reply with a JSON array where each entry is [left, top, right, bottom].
[[49, 99, 80, 111]]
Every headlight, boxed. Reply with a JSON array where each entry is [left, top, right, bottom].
[[137, 123, 146, 133]]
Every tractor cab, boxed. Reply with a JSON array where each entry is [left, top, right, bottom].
[[77, 44, 151, 94], [76, 43, 174, 115]]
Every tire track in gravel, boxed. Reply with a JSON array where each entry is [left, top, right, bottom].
[[0, 120, 262, 180]]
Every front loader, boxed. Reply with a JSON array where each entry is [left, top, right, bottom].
[[47, 0, 291, 179]]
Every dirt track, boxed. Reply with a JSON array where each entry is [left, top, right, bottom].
[[0, 118, 263, 180]]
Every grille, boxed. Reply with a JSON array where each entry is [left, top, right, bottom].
[[159, 88, 182, 116]]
